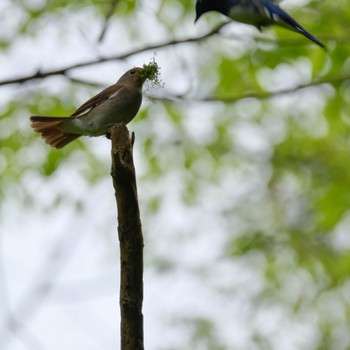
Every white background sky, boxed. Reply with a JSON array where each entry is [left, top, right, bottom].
[[0, 0, 341, 349]]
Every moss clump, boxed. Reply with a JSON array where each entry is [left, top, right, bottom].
[[139, 59, 163, 87]]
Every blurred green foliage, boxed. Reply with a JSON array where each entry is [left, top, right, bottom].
[[1, 0, 350, 348]]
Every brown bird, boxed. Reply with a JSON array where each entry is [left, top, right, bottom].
[[31, 67, 148, 149]]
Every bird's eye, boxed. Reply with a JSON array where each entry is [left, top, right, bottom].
[[130, 69, 136, 75]]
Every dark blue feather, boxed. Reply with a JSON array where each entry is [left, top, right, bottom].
[[195, 0, 326, 49]]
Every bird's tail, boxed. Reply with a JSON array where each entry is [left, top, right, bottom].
[[30, 116, 80, 149], [267, 3, 327, 49]]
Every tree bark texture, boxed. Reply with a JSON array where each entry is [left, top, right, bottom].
[[110, 123, 144, 350]]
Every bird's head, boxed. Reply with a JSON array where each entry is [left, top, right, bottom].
[[195, 0, 228, 23], [117, 63, 161, 89], [195, 0, 205, 23], [117, 67, 147, 89], [195, 0, 217, 23]]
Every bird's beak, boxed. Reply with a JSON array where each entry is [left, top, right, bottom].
[[194, 13, 200, 24]]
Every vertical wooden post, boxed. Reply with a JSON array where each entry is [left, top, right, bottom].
[[110, 123, 144, 350]]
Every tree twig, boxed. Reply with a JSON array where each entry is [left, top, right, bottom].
[[146, 75, 348, 103], [98, 0, 119, 43], [110, 123, 144, 350], [0, 22, 228, 87]]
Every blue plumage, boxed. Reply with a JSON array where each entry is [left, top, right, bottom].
[[195, 0, 326, 49]]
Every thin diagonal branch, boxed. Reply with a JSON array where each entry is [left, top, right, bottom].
[[0, 22, 229, 87], [147, 75, 348, 103], [98, 0, 119, 43], [58, 72, 349, 106]]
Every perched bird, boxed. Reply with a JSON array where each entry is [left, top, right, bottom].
[[31, 67, 150, 149], [195, 0, 326, 49]]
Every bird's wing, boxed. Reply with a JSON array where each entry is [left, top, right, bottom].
[[251, 0, 269, 16], [70, 84, 123, 117]]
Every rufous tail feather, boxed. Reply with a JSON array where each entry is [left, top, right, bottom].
[[30, 116, 80, 149]]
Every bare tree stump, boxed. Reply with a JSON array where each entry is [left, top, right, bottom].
[[110, 123, 144, 350]]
